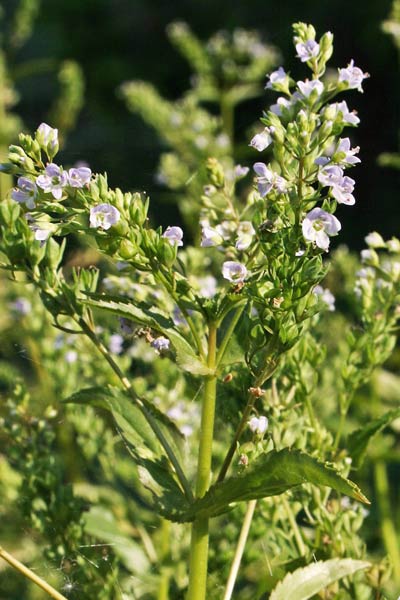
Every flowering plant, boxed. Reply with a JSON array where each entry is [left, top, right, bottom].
[[0, 21, 399, 600]]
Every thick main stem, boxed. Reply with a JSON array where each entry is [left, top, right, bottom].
[[187, 324, 217, 600]]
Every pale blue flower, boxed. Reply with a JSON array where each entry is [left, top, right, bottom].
[[265, 67, 287, 89], [11, 177, 37, 209], [296, 40, 320, 62], [297, 79, 324, 98], [68, 167, 92, 188], [162, 226, 183, 246], [222, 261, 248, 283], [331, 175, 356, 205], [236, 221, 255, 251], [89, 203, 121, 230], [338, 60, 369, 92], [151, 336, 170, 353], [302, 208, 341, 251], [248, 415, 268, 434], [253, 162, 287, 196], [331, 101, 360, 126], [249, 128, 273, 151], [36, 163, 68, 200], [200, 225, 224, 248]]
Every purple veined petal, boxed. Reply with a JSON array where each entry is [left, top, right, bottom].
[[253, 162, 270, 177], [324, 213, 341, 234], [257, 182, 272, 197]]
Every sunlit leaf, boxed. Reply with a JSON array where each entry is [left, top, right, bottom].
[[269, 558, 370, 600], [84, 293, 211, 375]]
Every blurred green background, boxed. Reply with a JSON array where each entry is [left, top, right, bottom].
[[2, 0, 400, 247]]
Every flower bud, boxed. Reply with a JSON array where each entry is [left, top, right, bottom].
[[206, 158, 225, 189]]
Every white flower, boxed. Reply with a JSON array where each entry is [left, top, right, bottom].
[[200, 225, 224, 247], [236, 221, 255, 251], [335, 138, 361, 165], [162, 226, 183, 246], [36, 123, 59, 152], [248, 415, 268, 434], [318, 165, 344, 187], [270, 96, 292, 116], [11, 177, 38, 209], [249, 127, 273, 151], [331, 175, 356, 205], [313, 285, 335, 311], [302, 208, 341, 251], [33, 227, 52, 242], [222, 261, 248, 283], [253, 162, 287, 197], [297, 79, 324, 98], [296, 40, 320, 62], [151, 336, 170, 353], [318, 166, 356, 205], [265, 67, 287, 89], [315, 138, 361, 167], [89, 203, 121, 230], [36, 163, 68, 200], [333, 100, 360, 125], [365, 231, 386, 248], [68, 167, 92, 187], [338, 60, 369, 92]]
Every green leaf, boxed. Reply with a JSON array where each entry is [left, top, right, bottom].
[[175, 449, 369, 522], [64, 385, 161, 455], [65, 386, 189, 517], [269, 558, 370, 600], [84, 293, 211, 375], [84, 506, 150, 573], [348, 408, 400, 468]]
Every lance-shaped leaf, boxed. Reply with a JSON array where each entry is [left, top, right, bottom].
[[269, 558, 370, 600], [348, 407, 400, 468], [175, 449, 369, 522], [64, 386, 190, 515], [84, 293, 211, 375], [64, 385, 183, 459]]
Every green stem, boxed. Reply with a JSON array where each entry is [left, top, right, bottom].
[[281, 495, 306, 556], [187, 323, 218, 600], [223, 500, 257, 600], [78, 317, 193, 502], [0, 545, 67, 600], [217, 392, 256, 483], [374, 460, 400, 585], [215, 304, 245, 369], [155, 269, 206, 361], [217, 359, 277, 483]]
